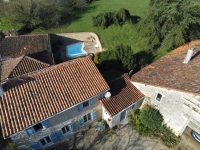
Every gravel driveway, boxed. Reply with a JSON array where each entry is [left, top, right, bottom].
[[47, 124, 198, 150]]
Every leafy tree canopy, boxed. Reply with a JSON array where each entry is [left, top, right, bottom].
[[95, 45, 136, 72], [92, 8, 131, 28], [139, 0, 200, 53]]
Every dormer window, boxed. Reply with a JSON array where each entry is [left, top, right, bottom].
[[83, 100, 89, 108], [33, 123, 43, 132]]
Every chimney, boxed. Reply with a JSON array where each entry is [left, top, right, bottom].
[[183, 46, 195, 64]]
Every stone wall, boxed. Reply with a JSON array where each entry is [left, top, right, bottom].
[[111, 99, 144, 128], [10, 92, 106, 150], [102, 98, 144, 128], [132, 82, 200, 136]]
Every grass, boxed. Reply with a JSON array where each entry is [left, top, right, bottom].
[[1, 0, 150, 52], [32, 0, 150, 52]]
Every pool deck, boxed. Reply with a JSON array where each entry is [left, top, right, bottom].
[[53, 32, 103, 62]]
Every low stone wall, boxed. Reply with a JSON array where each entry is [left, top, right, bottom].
[[56, 32, 102, 50]]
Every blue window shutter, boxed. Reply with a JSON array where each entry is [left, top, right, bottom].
[[42, 120, 50, 128], [79, 117, 84, 128], [26, 127, 34, 136], [77, 103, 83, 112], [50, 132, 59, 143], [120, 110, 126, 121], [56, 130, 63, 140], [90, 98, 95, 106], [32, 142, 42, 150], [70, 122, 76, 132], [92, 110, 97, 121]]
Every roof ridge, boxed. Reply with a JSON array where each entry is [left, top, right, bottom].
[[24, 55, 50, 65], [4, 56, 24, 78], [107, 73, 129, 83], [2, 56, 91, 83]]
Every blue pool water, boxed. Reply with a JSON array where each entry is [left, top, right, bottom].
[[66, 42, 88, 58]]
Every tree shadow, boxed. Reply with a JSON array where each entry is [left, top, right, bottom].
[[134, 51, 155, 72], [96, 59, 124, 73], [130, 15, 141, 24], [60, 4, 98, 26]]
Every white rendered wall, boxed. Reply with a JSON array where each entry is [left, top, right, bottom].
[[131, 82, 200, 136]]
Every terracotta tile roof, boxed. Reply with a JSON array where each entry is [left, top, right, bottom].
[[0, 34, 49, 58], [0, 56, 109, 138], [1, 56, 50, 80], [1, 56, 23, 80], [131, 41, 200, 94], [100, 72, 144, 116]]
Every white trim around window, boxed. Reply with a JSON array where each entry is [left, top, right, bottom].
[[155, 91, 164, 102], [39, 135, 52, 148], [61, 124, 71, 135], [83, 113, 92, 123]]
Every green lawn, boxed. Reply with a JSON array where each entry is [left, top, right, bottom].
[[1, 0, 150, 51], [33, 0, 150, 52]]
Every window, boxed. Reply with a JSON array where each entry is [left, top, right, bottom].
[[33, 123, 43, 132], [155, 93, 162, 102], [83, 113, 92, 123], [62, 125, 71, 134], [83, 100, 89, 108], [40, 136, 52, 147]]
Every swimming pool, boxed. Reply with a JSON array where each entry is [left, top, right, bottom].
[[66, 42, 88, 58]]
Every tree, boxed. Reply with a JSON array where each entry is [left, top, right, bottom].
[[92, 8, 131, 28], [139, 0, 200, 53], [9, 0, 42, 29], [7, 0, 73, 30], [96, 45, 136, 72]]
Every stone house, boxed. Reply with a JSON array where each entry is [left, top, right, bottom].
[[100, 70, 144, 128], [0, 57, 109, 150], [131, 41, 200, 136], [0, 34, 146, 150]]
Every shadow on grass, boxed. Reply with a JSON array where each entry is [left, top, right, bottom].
[[60, 4, 98, 26], [130, 15, 141, 24]]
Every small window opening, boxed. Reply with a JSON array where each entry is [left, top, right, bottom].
[[83, 101, 89, 108], [156, 93, 162, 101], [33, 123, 43, 131]]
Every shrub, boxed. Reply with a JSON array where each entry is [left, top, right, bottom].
[[159, 124, 179, 148], [130, 105, 179, 147], [139, 105, 163, 133], [92, 8, 131, 28], [130, 110, 153, 136]]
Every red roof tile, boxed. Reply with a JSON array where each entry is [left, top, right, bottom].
[[100, 72, 144, 116], [0, 56, 109, 137], [131, 41, 200, 94], [0, 34, 49, 58], [1, 56, 50, 80]]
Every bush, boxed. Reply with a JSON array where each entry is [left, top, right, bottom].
[[130, 110, 153, 136], [130, 105, 179, 147], [159, 124, 180, 148], [139, 105, 163, 133], [92, 8, 131, 28]]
